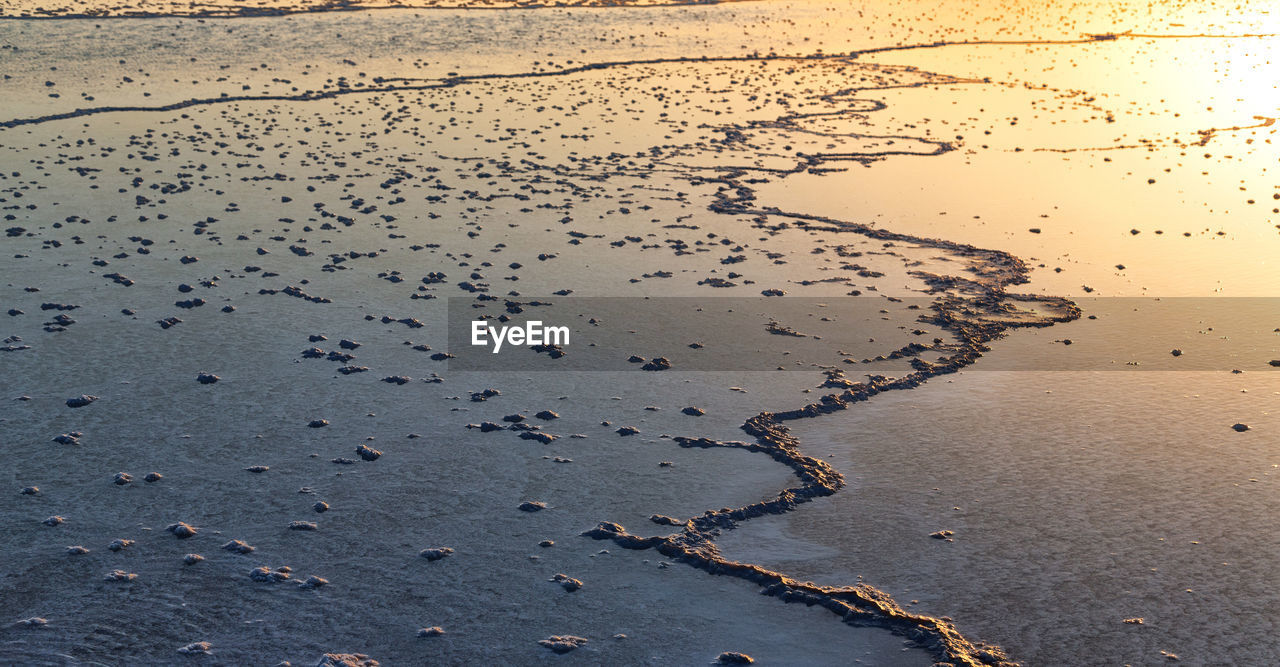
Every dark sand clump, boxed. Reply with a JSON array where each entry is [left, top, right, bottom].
[[222, 540, 255, 555], [249, 566, 292, 583], [538, 635, 588, 654], [65, 395, 97, 408], [315, 653, 379, 667], [177, 641, 212, 655], [166, 522, 198, 538]]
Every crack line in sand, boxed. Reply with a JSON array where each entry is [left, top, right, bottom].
[[1, 31, 1272, 130], [585, 290, 1077, 667], [432, 58, 1089, 662], [552, 73, 1081, 664], [1032, 114, 1277, 153]]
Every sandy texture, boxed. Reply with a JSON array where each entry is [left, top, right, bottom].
[[0, 0, 748, 19], [2, 1, 1278, 664]]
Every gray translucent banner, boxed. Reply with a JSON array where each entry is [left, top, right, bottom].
[[444, 297, 1280, 372]]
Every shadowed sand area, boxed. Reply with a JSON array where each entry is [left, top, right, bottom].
[[2, 1, 1278, 665]]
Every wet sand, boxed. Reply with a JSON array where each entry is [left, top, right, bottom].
[[2, 1, 1278, 664]]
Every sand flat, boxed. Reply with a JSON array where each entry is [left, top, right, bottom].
[[2, 1, 1277, 664]]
